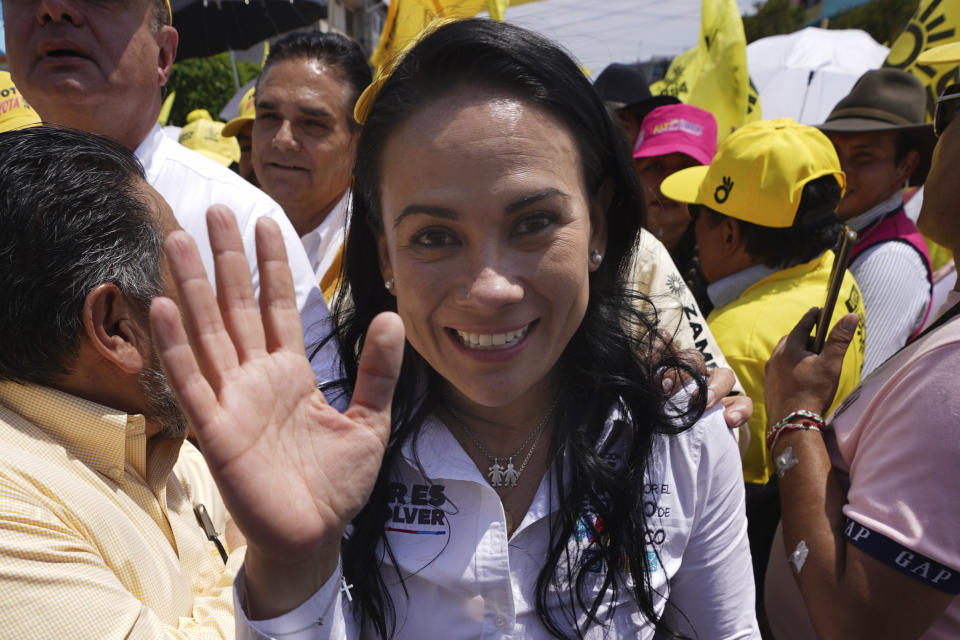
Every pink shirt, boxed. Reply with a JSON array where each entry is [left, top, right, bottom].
[[767, 291, 960, 639]]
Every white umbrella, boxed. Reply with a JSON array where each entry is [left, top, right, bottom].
[[747, 27, 888, 124]]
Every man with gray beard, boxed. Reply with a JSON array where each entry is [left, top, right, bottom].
[[0, 126, 243, 639]]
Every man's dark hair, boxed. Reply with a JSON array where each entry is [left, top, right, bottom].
[[259, 30, 372, 128], [702, 174, 844, 270], [0, 126, 164, 386]]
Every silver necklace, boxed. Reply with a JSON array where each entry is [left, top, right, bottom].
[[444, 398, 558, 488]]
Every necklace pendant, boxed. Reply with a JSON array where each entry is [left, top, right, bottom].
[[503, 461, 519, 486], [488, 460, 505, 487]]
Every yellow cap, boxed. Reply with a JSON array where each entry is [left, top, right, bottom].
[[178, 111, 241, 167], [661, 118, 846, 228], [186, 108, 213, 123], [0, 71, 41, 133], [222, 86, 256, 138], [917, 42, 960, 65], [164, 0, 172, 24]]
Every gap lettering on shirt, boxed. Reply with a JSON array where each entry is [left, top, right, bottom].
[[844, 518, 960, 594]]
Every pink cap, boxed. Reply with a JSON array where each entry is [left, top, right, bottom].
[[632, 104, 718, 166]]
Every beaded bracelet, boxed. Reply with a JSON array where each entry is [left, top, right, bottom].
[[766, 409, 825, 451]]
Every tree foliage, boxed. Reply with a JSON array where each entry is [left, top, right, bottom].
[[743, 0, 805, 44], [742, 0, 920, 46], [829, 0, 919, 45], [164, 53, 261, 126]]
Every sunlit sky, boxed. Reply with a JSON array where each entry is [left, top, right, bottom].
[[503, 0, 759, 76]]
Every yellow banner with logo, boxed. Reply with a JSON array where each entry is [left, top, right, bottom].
[[370, 0, 534, 70], [884, 0, 960, 121], [649, 0, 760, 143], [884, 0, 960, 267]]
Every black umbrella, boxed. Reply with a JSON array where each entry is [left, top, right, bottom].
[[171, 0, 328, 61]]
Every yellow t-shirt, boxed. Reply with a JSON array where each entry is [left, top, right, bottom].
[[708, 251, 866, 484]]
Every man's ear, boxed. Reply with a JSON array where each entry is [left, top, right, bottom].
[[156, 25, 179, 87], [588, 178, 613, 270], [81, 284, 149, 374], [720, 217, 744, 256], [895, 149, 920, 186]]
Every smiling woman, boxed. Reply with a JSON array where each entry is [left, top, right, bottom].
[[149, 17, 759, 640], [321, 18, 759, 640], [374, 88, 600, 411]]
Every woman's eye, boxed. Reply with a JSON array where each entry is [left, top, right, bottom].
[[412, 228, 457, 247], [514, 213, 555, 236]]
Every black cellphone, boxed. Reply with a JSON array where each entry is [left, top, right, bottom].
[[812, 227, 858, 354]]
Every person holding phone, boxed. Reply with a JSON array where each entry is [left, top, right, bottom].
[[660, 118, 867, 603], [761, 46, 960, 640]]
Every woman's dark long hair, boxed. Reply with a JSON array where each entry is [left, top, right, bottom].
[[329, 18, 706, 639]]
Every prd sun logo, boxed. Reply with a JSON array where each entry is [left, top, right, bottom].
[[886, 0, 960, 120]]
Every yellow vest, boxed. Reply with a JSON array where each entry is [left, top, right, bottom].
[[708, 250, 866, 484]]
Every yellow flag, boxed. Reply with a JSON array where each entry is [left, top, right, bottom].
[[369, 0, 544, 70], [158, 90, 176, 126], [649, 0, 760, 142], [371, 0, 492, 70], [884, 0, 960, 121], [488, 0, 509, 21]]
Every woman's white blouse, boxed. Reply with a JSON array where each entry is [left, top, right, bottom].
[[237, 402, 760, 639]]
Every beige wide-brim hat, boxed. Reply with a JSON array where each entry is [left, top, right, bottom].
[[818, 68, 935, 185]]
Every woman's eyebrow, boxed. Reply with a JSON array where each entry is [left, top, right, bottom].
[[393, 188, 570, 228], [505, 188, 570, 213], [394, 205, 458, 228]]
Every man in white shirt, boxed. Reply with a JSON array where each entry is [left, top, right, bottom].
[[2, 0, 338, 385], [251, 30, 372, 302]]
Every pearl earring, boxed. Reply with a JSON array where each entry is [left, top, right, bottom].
[[384, 278, 395, 291], [590, 249, 603, 266]]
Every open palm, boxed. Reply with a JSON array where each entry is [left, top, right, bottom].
[[150, 206, 404, 614]]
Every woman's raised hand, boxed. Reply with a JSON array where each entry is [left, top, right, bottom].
[[149, 206, 405, 617]]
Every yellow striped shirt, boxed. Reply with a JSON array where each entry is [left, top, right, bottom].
[[0, 381, 244, 639]]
